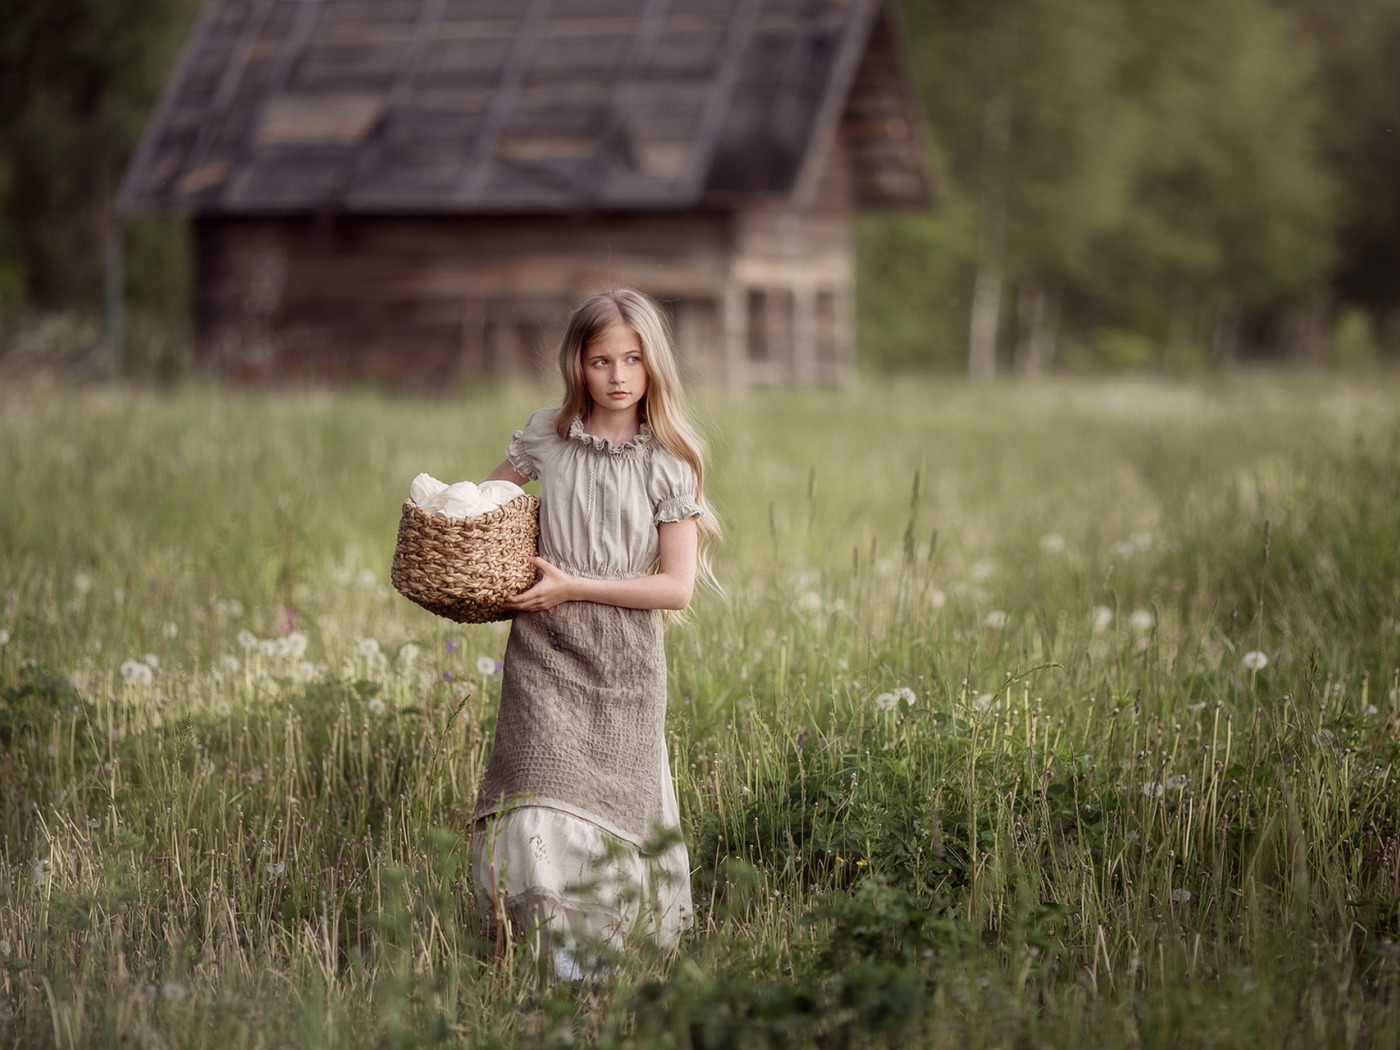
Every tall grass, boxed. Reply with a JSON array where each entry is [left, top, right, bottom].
[[2, 372, 1398, 1048]]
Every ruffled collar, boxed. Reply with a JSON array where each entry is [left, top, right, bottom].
[[567, 416, 653, 454]]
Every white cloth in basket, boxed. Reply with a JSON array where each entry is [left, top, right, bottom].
[[409, 473, 525, 518]]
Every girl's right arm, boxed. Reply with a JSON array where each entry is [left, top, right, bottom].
[[483, 459, 530, 486]]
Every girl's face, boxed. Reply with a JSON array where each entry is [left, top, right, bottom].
[[583, 322, 648, 419]]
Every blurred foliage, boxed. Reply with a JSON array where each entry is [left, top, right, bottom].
[[1, 0, 1399, 373]]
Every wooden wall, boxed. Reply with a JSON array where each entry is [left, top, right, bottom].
[[196, 140, 856, 390]]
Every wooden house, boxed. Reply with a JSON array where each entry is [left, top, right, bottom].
[[118, 0, 932, 389]]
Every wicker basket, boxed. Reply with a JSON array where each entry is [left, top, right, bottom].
[[390, 495, 541, 623]]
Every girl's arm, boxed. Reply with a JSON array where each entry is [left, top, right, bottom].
[[501, 518, 698, 613], [483, 459, 530, 486]]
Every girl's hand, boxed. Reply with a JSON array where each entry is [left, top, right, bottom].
[[501, 557, 576, 612]]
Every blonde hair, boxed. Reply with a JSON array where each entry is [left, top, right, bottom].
[[555, 288, 721, 596]]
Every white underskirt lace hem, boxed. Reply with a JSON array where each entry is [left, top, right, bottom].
[[470, 804, 692, 979]]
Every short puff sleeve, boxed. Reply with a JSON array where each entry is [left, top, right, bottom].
[[505, 408, 560, 482], [648, 447, 703, 524]]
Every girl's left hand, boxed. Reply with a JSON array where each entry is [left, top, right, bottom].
[[501, 557, 576, 612]]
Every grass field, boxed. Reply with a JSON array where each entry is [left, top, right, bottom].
[[2, 371, 1399, 1048]]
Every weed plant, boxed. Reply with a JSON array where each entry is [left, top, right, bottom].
[[1, 373, 1398, 1048]]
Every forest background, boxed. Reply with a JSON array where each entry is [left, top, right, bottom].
[[2, 0, 1399, 379]]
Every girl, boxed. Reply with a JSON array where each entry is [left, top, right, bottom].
[[469, 288, 720, 980]]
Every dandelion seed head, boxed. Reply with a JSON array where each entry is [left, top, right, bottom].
[[970, 558, 996, 582], [895, 686, 917, 707], [267, 862, 286, 876], [219, 654, 241, 673], [398, 643, 421, 665], [367, 698, 387, 716], [284, 631, 309, 659], [1039, 533, 1066, 554], [929, 588, 947, 609], [357, 637, 381, 658], [1166, 774, 1190, 792], [357, 569, 378, 589], [257, 639, 279, 658], [120, 660, 154, 687], [1241, 650, 1269, 671], [974, 693, 995, 713], [237, 629, 258, 650], [74, 573, 93, 594], [143, 653, 159, 669], [32, 858, 53, 881], [1128, 610, 1154, 632], [1142, 781, 1164, 798], [874, 692, 898, 712], [1092, 606, 1113, 633], [214, 597, 244, 619], [476, 654, 500, 676], [214, 701, 232, 718], [984, 610, 1009, 630], [162, 622, 179, 640], [0, 628, 9, 647], [160, 982, 188, 1003], [1187, 700, 1207, 712], [0, 939, 11, 957], [1171, 888, 1192, 903], [796, 590, 824, 614]]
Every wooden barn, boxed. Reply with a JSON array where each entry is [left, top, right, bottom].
[[118, 0, 932, 389]]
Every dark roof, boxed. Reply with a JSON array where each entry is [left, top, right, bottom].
[[118, 0, 931, 215]]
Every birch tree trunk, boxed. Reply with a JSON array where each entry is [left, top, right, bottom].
[[968, 90, 1012, 380]]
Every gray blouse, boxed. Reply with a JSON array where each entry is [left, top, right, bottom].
[[507, 407, 702, 581]]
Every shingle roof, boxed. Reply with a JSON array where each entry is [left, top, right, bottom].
[[118, 0, 930, 215]]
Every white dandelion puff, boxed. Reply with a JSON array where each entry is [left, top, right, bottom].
[[970, 558, 997, 582], [1241, 650, 1269, 671], [974, 693, 996, 712], [1142, 781, 1164, 798], [237, 629, 258, 650], [1187, 700, 1208, 712], [1171, 887, 1192, 903], [160, 982, 188, 1003], [214, 597, 244, 619], [1131, 531, 1154, 551], [357, 568, 378, 589], [284, 631, 309, 659], [398, 643, 421, 666], [476, 654, 500, 676], [357, 637, 381, 658], [0, 628, 9, 647], [0, 939, 11, 957], [984, 610, 1009, 630], [1091, 606, 1114, 633], [32, 858, 53, 881], [162, 622, 179, 640], [143, 653, 159, 669], [219, 654, 241, 673], [257, 638, 279, 658], [1039, 533, 1066, 554], [74, 573, 93, 594], [332, 566, 353, 587], [1166, 774, 1190, 792], [796, 590, 824, 614], [120, 660, 154, 687], [929, 588, 947, 609], [267, 862, 286, 877], [366, 697, 386, 717], [895, 686, 917, 708], [1128, 610, 1154, 632], [214, 700, 232, 718], [874, 692, 899, 712]]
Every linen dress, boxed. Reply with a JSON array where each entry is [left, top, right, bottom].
[[469, 407, 698, 970]]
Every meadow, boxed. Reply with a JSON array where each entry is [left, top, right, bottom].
[[2, 370, 1399, 1048]]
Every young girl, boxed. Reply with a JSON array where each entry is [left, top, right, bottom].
[[469, 288, 719, 979]]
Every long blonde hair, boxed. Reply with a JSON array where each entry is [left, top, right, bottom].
[[555, 288, 721, 595]]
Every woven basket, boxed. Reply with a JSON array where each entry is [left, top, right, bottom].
[[391, 495, 540, 623]]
